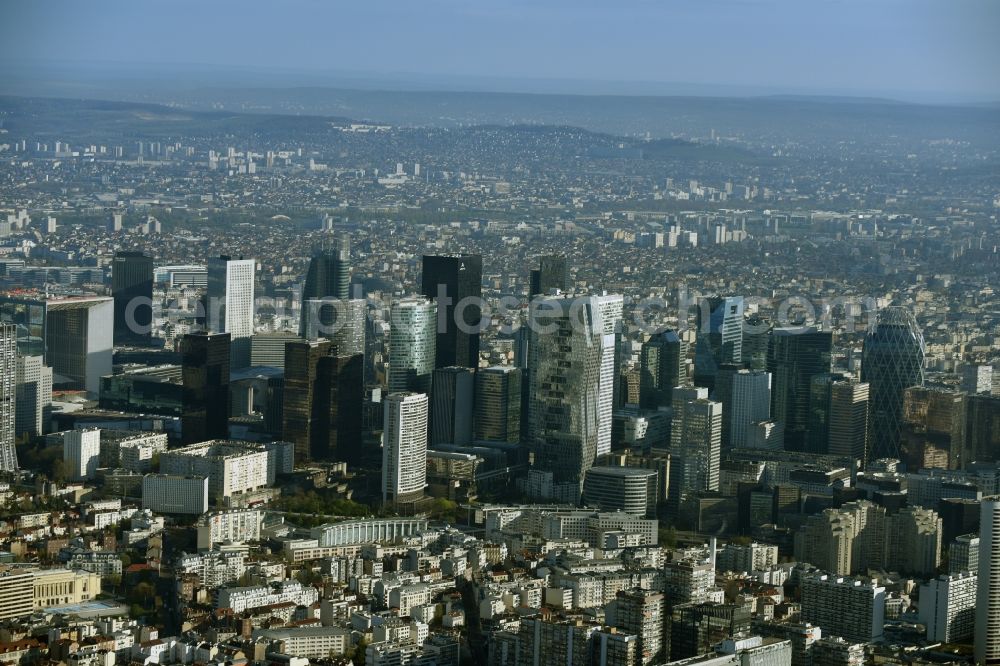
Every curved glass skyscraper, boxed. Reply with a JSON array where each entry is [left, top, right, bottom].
[[388, 297, 437, 394], [861, 307, 925, 463]]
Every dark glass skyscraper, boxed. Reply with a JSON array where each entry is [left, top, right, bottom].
[[529, 254, 568, 297], [112, 251, 154, 346], [283, 339, 364, 463], [693, 296, 744, 393], [316, 353, 364, 464], [300, 235, 351, 336], [639, 330, 688, 409], [768, 326, 833, 452], [283, 339, 331, 462], [900, 386, 964, 470], [861, 307, 925, 462], [431, 366, 474, 446], [475, 366, 521, 443], [965, 394, 1000, 466], [421, 254, 482, 369], [181, 331, 231, 444], [669, 603, 751, 661], [528, 296, 606, 501], [306, 235, 351, 300]]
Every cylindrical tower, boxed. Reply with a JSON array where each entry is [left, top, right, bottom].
[[861, 306, 925, 463]]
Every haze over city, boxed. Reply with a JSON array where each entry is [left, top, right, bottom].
[[0, 2, 999, 666], [2, 0, 999, 102]]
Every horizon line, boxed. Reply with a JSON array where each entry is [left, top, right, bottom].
[[3, 57, 998, 108]]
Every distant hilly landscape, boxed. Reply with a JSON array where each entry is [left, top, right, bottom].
[[2, 60, 998, 146]]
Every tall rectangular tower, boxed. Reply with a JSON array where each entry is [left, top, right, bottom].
[[300, 235, 352, 337], [670, 386, 722, 510], [111, 251, 154, 346], [0, 324, 17, 471], [529, 254, 568, 298], [316, 353, 364, 464], [283, 339, 364, 463], [611, 589, 665, 665], [15, 355, 51, 439], [808, 373, 870, 459], [727, 370, 772, 449], [594, 294, 624, 458], [474, 366, 521, 443], [302, 235, 351, 301], [283, 339, 333, 462], [639, 330, 688, 409], [961, 364, 993, 395], [421, 254, 482, 369], [528, 295, 618, 500], [920, 572, 976, 643], [899, 386, 963, 469], [768, 326, 833, 452], [302, 298, 366, 358], [431, 366, 474, 446], [181, 332, 231, 444], [976, 496, 1000, 664], [693, 296, 744, 393], [63, 429, 101, 481], [207, 256, 255, 369], [964, 394, 1000, 467]]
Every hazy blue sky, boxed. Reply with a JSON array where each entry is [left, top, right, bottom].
[[2, 0, 998, 101]]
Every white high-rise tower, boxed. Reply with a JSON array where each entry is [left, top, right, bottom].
[[976, 496, 1000, 664], [670, 386, 722, 510], [593, 294, 624, 458], [729, 369, 772, 449], [0, 324, 17, 471], [15, 355, 52, 438], [382, 392, 429, 507], [207, 256, 255, 369]]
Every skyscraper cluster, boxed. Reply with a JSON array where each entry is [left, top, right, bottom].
[[3, 67, 1000, 666], [0, 214, 988, 662]]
